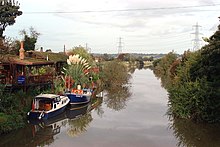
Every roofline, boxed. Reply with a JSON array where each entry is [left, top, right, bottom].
[[35, 94, 59, 99], [11, 60, 55, 66]]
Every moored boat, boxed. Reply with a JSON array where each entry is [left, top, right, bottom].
[[27, 94, 70, 120], [65, 88, 92, 105]]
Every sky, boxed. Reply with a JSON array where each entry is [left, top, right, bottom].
[[4, 0, 220, 54]]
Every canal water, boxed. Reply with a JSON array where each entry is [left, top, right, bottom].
[[1, 69, 220, 147]]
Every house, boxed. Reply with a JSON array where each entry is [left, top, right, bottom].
[[0, 42, 68, 92]]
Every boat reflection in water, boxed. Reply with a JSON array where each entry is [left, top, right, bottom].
[[66, 104, 92, 137], [28, 96, 103, 145], [29, 111, 68, 137]]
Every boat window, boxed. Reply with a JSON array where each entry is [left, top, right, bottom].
[[55, 96, 61, 102], [54, 104, 56, 109]]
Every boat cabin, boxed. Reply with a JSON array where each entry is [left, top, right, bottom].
[[34, 94, 63, 111]]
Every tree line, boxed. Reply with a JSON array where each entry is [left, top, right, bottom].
[[153, 19, 220, 123]]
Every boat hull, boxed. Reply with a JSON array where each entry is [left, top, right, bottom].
[[66, 93, 91, 105], [28, 105, 67, 120]]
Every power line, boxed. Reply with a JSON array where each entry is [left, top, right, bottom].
[[23, 4, 220, 14]]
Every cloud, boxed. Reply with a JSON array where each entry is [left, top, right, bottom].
[[54, 0, 216, 32], [6, 0, 220, 53]]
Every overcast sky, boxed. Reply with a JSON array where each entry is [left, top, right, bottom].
[[4, 0, 220, 54]]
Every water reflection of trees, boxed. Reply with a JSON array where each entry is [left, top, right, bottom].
[[67, 97, 103, 137], [170, 118, 220, 147], [90, 97, 104, 117], [101, 60, 132, 111], [128, 66, 136, 74], [0, 123, 55, 147], [67, 113, 93, 137], [105, 85, 131, 111]]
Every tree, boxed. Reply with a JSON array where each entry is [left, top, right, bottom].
[[102, 53, 114, 61], [20, 27, 40, 51], [167, 18, 220, 122], [101, 60, 131, 87], [102, 53, 110, 61], [0, 37, 20, 55], [0, 0, 22, 38], [68, 45, 93, 64], [153, 51, 178, 88], [117, 53, 126, 61]]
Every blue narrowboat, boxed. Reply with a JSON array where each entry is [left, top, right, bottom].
[[27, 94, 70, 120], [65, 89, 92, 105]]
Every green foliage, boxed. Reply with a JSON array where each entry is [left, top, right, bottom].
[[0, 0, 22, 38], [174, 51, 201, 84], [168, 78, 213, 121], [153, 21, 220, 122], [166, 49, 220, 122], [0, 84, 5, 94], [53, 76, 65, 94], [20, 27, 40, 51], [29, 66, 52, 75], [152, 58, 161, 67], [67, 64, 89, 88], [101, 60, 131, 87], [0, 93, 20, 114], [0, 113, 24, 134], [142, 56, 153, 61], [23, 35, 37, 51], [0, 37, 20, 55], [63, 54, 91, 89], [68, 45, 93, 64], [102, 53, 114, 61], [0, 89, 44, 134], [0, 91, 26, 134], [153, 52, 178, 88]]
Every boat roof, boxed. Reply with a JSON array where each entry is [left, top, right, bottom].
[[35, 94, 59, 99]]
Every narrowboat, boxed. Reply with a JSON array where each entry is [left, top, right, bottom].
[[65, 88, 92, 105], [27, 94, 70, 120]]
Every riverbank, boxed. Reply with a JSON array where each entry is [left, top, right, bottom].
[[0, 60, 131, 134], [0, 69, 178, 147], [0, 90, 35, 134]]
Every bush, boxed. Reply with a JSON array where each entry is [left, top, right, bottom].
[[0, 89, 42, 134], [154, 28, 220, 122], [0, 113, 24, 134], [101, 60, 131, 87]]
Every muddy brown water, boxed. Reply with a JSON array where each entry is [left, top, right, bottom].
[[1, 69, 220, 147]]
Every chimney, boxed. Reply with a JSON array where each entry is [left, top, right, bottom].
[[19, 41, 25, 60], [64, 44, 66, 54], [40, 47, 43, 52]]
